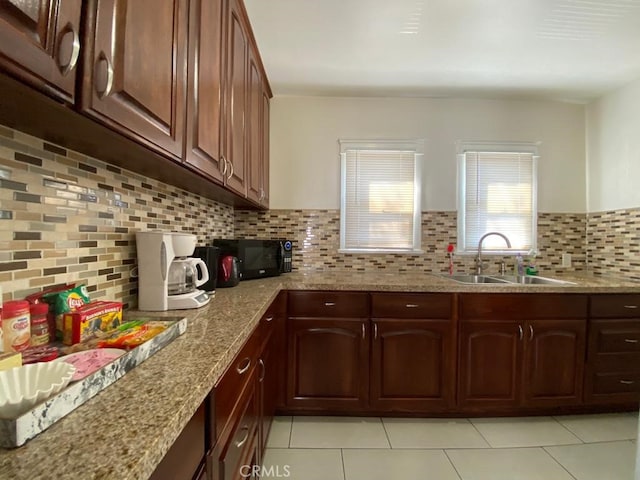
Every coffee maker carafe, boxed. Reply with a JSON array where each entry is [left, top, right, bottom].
[[136, 231, 211, 311], [168, 257, 209, 295]]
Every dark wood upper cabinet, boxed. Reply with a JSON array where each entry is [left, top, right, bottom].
[[261, 84, 270, 207], [246, 47, 262, 204], [80, 0, 188, 158], [0, 0, 82, 102], [184, 0, 225, 183], [223, 0, 249, 197]]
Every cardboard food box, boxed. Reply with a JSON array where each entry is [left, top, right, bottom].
[[62, 301, 123, 345]]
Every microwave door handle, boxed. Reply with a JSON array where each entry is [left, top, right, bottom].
[[278, 242, 285, 272]]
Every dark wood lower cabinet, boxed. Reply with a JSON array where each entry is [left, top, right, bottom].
[[370, 319, 455, 412], [287, 317, 369, 411], [458, 321, 521, 410], [523, 319, 586, 407], [458, 318, 587, 412], [149, 403, 206, 480]]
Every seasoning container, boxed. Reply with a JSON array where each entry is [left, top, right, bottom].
[[29, 303, 50, 346], [2, 300, 31, 352]]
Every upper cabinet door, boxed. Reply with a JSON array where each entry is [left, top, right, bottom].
[[81, 0, 187, 158], [0, 0, 82, 102], [261, 85, 270, 208], [246, 48, 262, 204], [184, 0, 224, 183], [224, 0, 248, 196]]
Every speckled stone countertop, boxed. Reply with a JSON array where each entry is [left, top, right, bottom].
[[1, 272, 638, 480]]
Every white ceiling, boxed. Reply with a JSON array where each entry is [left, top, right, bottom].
[[244, 0, 640, 103]]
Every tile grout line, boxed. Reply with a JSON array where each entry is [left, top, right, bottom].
[[287, 416, 294, 449], [542, 445, 579, 480], [550, 415, 586, 445], [442, 449, 465, 480], [379, 416, 393, 449], [340, 448, 347, 480], [466, 417, 493, 449]]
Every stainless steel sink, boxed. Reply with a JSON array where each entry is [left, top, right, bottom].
[[442, 274, 575, 285], [444, 274, 511, 284], [491, 275, 576, 285]]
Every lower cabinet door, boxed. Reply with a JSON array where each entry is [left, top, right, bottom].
[[458, 321, 521, 411], [370, 319, 455, 412], [287, 317, 369, 411], [149, 403, 206, 480], [522, 319, 586, 407]]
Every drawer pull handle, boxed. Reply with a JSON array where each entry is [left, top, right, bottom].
[[324, 302, 336, 306], [624, 305, 638, 309], [362, 323, 365, 339], [518, 324, 523, 341], [236, 357, 251, 375], [620, 380, 635, 385], [265, 315, 275, 322], [406, 304, 419, 308], [529, 324, 534, 341], [258, 358, 265, 382], [624, 339, 639, 344], [235, 425, 250, 448], [374, 323, 378, 339]]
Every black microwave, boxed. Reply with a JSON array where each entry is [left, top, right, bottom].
[[212, 239, 292, 280]]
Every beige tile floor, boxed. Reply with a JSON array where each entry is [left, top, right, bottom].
[[262, 412, 639, 480]]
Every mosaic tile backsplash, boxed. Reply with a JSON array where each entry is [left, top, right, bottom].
[[0, 125, 234, 306], [587, 208, 640, 281], [0, 124, 637, 306], [234, 210, 589, 276]]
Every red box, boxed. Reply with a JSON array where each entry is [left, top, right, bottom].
[[62, 301, 123, 345]]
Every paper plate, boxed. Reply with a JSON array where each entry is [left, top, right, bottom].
[[56, 349, 126, 382]]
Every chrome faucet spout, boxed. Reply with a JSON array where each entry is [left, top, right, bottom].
[[475, 232, 512, 275]]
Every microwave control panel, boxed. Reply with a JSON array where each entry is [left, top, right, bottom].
[[282, 240, 293, 273]]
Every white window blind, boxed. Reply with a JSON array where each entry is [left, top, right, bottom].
[[340, 142, 422, 252], [459, 150, 537, 253]]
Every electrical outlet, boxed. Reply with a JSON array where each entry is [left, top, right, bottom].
[[562, 253, 572, 268]]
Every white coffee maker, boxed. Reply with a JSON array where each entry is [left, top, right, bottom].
[[136, 231, 211, 311]]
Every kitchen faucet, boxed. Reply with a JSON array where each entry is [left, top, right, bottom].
[[475, 232, 512, 275]]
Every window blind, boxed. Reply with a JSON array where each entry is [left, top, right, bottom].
[[342, 148, 418, 251], [462, 151, 536, 252]]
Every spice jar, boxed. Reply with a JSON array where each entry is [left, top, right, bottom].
[[2, 300, 31, 352], [29, 303, 50, 346]]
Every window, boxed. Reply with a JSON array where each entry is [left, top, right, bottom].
[[457, 142, 538, 254], [340, 140, 423, 253]]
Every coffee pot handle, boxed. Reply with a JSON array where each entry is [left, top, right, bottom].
[[192, 258, 210, 287]]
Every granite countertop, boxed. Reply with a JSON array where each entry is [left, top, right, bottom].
[[1, 271, 638, 480]]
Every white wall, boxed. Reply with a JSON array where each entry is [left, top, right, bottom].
[[270, 96, 586, 212], [586, 77, 640, 212]]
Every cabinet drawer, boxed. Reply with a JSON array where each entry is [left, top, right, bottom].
[[371, 293, 452, 319], [592, 352, 640, 373], [593, 373, 640, 394], [288, 291, 369, 317], [460, 294, 588, 320], [218, 376, 258, 480], [593, 322, 640, 353], [212, 331, 260, 445], [590, 295, 640, 318]]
